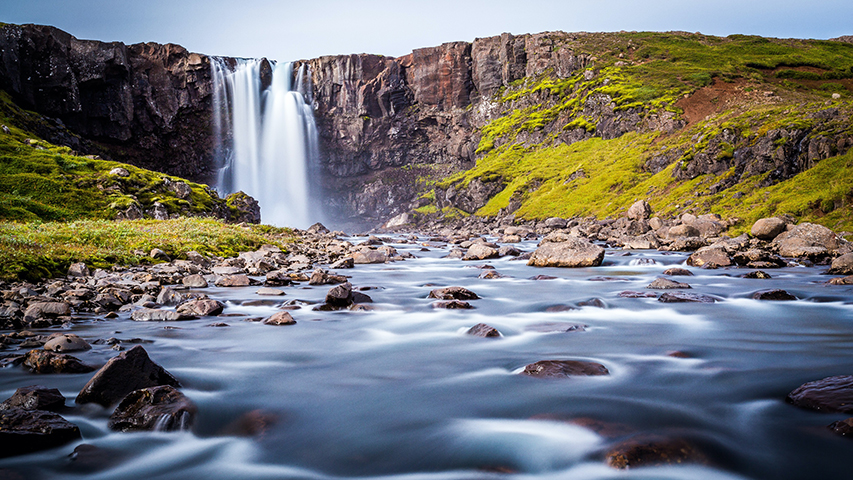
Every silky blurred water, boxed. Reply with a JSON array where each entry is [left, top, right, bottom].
[[2, 236, 852, 479]]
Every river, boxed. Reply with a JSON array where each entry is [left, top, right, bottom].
[[2, 235, 852, 479]]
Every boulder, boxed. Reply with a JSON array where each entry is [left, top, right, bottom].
[[108, 385, 196, 432], [627, 200, 652, 220], [667, 224, 700, 238], [607, 436, 706, 469], [431, 300, 474, 309], [478, 270, 507, 279], [150, 248, 170, 261], [521, 360, 609, 378], [527, 237, 605, 268], [265, 270, 292, 286], [743, 270, 772, 279], [466, 323, 501, 337], [686, 246, 732, 267], [77, 346, 180, 407], [256, 287, 285, 296], [156, 286, 183, 306], [308, 269, 348, 285], [829, 276, 853, 285], [786, 375, 853, 413], [658, 292, 718, 303], [181, 274, 208, 288], [544, 217, 568, 228], [67, 262, 90, 277], [131, 308, 192, 322], [647, 278, 691, 289], [215, 274, 257, 287], [772, 222, 842, 258], [498, 245, 521, 256], [662, 268, 693, 276], [330, 257, 355, 269], [176, 299, 225, 316], [828, 418, 853, 438], [23, 302, 71, 323], [0, 408, 81, 458], [352, 250, 388, 264], [0, 386, 66, 412], [44, 333, 91, 353], [325, 282, 353, 307], [751, 217, 787, 240], [828, 253, 853, 275], [462, 243, 499, 261], [23, 350, 95, 374], [263, 312, 296, 326], [428, 286, 479, 300], [751, 289, 797, 301]]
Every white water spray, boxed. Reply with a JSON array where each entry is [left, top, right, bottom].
[[211, 58, 321, 228]]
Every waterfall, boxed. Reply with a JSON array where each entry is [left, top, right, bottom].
[[211, 57, 321, 228]]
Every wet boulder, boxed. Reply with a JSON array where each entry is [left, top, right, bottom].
[[23, 302, 72, 323], [828, 253, 853, 275], [77, 345, 180, 407], [263, 312, 296, 326], [431, 300, 474, 309], [215, 274, 259, 287], [131, 308, 193, 322], [786, 375, 853, 413], [528, 235, 604, 268], [428, 286, 479, 300], [751, 289, 797, 301], [264, 270, 292, 286], [686, 246, 732, 268], [325, 282, 354, 307], [176, 299, 225, 316], [108, 385, 196, 432], [751, 217, 787, 240], [829, 275, 853, 285], [521, 360, 609, 378], [658, 292, 718, 303], [0, 408, 81, 458], [44, 333, 91, 353], [828, 418, 853, 438], [743, 271, 772, 279], [462, 243, 499, 261], [662, 267, 693, 276], [308, 269, 347, 285], [607, 435, 707, 469], [0, 386, 66, 412], [466, 323, 501, 337], [23, 350, 95, 374], [647, 278, 691, 289]]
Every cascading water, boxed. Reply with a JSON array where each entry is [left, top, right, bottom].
[[211, 57, 321, 228]]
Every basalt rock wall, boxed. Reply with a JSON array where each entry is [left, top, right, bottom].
[[0, 23, 216, 181]]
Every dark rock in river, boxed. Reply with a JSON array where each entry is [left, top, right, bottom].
[[742, 270, 772, 279], [618, 291, 657, 298], [751, 289, 797, 301], [521, 360, 609, 378], [478, 270, 507, 279], [23, 301, 71, 323], [176, 299, 225, 316], [658, 292, 717, 303], [325, 282, 354, 307], [131, 308, 193, 321], [0, 385, 66, 412], [23, 350, 95, 374], [77, 345, 180, 407], [647, 278, 691, 289], [607, 435, 707, 469], [466, 323, 501, 337], [0, 408, 81, 458], [215, 274, 259, 287], [828, 253, 853, 275], [828, 418, 853, 438], [108, 385, 196, 432], [428, 286, 479, 300], [786, 375, 853, 413], [662, 267, 693, 276], [577, 298, 606, 308], [431, 300, 474, 309]]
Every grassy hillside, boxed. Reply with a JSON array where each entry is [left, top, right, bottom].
[[429, 32, 853, 233]]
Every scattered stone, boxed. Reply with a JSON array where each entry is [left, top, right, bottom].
[[330, 257, 355, 269], [772, 222, 842, 258], [207, 322, 229, 327], [577, 298, 606, 308], [662, 267, 693, 276], [743, 270, 772, 279], [77, 346, 180, 407], [23, 350, 95, 374], [212, 266, 244, 276], [521, 360, 609, 378], [308, 269, 347, 285], [150, 248, 170, 262], [108, 385, 196, 432], [647, 278, 691, 289], [498, 245, 521, 257], [667, 224, 700, 238], [215, 275, 257, 287], [607, 436, 706, 469], [263, 312, 296, 326], [265, 270, 292, 286], [658, 292, 717, 303], [751, 217, 787, 240], [667, 351, 693, 359], [786, 375, 853, 413], [526, 323, 586, 333], [829, 275, 853, 285], [627, 200, 652, 221], [528, 236, 605, 267], [431, 300, 474, 309], [131, 308, 192, 322], [352, 250, 388, 264], [156, 286, 183, 306], [466, 323, 501, 337], [181, 274, 208, 288], [478, 270, 506, 279], [325, 282, 354, 307], [428, 286, 479, 300], [545, 305, 578, 312], [529, 274, 558, 280], [751, 289, 797, 301], [462, 243, 499, 261], [0, 408, 82, 458], [23, 302, 72, 323], [307, 222, 330, 235], [828, 253, 853, 275], [176, 299, 225, 316], [0, 386, 66, 412], [67, 262, 90, 277], [686, 246, 732, 267], [44, 333, 91, 353], [351, 291, 373, 303]]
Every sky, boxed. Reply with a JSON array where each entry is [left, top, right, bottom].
[[3, 0, 852, 62]]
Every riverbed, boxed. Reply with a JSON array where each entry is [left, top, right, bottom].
[[2, 235, 852, 479]]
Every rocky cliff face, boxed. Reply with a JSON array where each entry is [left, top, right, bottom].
[[0, 24, 215, 181]]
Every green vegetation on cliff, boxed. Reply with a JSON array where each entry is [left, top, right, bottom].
[[431, 32, 853, 233]]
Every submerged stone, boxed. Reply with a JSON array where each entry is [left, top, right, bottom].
[[108, 385, 196, 432], [521, 360, 609, 378]]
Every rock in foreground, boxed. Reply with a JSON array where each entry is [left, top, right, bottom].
[[786, 375, 853, 413], [108, 385, 196, 432], [77, 346, 180, 407], [0, 408, 81, 458]]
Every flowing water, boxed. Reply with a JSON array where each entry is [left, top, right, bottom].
[[211, 58, 321, 229], [2, 237, 853, 479]]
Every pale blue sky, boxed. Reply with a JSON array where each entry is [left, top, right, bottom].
[[3, 0, 851, 61]]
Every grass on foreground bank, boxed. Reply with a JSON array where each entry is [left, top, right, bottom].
[[0, 218, 295, 282]]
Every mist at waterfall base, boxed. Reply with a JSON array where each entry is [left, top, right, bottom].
[[212, 58, 323, 229]]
